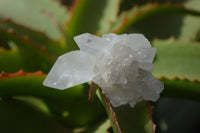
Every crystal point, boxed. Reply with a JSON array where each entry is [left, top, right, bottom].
[[74, 33, 108, 55], [43, 51, 95, 89]]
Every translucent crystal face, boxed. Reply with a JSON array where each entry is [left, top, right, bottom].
[[43, 51, 95, 89], [43, 33, 164, 108]]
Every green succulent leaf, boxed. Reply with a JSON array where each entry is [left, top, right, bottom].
[[113, 102, 154, 133], [65, 0, 121, 35], [153, 39, 200, 80], [0, 71, 105, 127], [117, 1, 200, 41], [97, 89, 154, 133], [111, 3, 200, 35], [0, 19, 66, 56], [179, 0, 200, 40], [65, 0, 121, 51], [0, 0, 68, 39], [0, 47, 25, 72], [0, 99, 72, 133], [0, 28, 55, 72], [84, 119, 111, 133], [97, 0, 121, 34], [119, 0, 185, 12], [160, 77, 200, 100]]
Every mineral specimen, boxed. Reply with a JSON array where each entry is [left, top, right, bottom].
[[43, 33, 164, 107]]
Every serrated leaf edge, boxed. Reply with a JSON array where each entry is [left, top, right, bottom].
[[113, 3, 200, 34], [0, 70, 46, 79]]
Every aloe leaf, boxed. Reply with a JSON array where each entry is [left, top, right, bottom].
[[0, 28, 55, 72], [84, 119, 111, 133], [112, 3, 200, 35], [113, 103, 154, 133], [0, 0, 68, 39], [97, 89, 154, 133], [179, 0, 200, 40], [67, 0, 119, 37], [160, 77, 200, 100], [0, 19, 66, 56], [0, 99, 72, 133], [65, 0, 121, 51], [0, 71, 77, 98], [119, 0, 185, 11], [153, 39, 200, 80], [118, 1, 200, 41], [44, 90, 105, 127], [14, 96, 51, 115], [97, 0, 121, 34], [0, 71, 105, 127], [0, 47, 24, 72]]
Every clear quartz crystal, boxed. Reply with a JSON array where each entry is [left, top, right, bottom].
[[43, 51, 95, 89], [43, 33, 164, 108]]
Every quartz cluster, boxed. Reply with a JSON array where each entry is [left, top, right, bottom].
[[43, 33, 164, 108]]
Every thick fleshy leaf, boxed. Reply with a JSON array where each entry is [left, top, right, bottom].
[[0, 99, 72, 133], [0, 27, 54, 72], [67, 0, 120, 36], [117, 1, 200, 41], [0, 71, 105, 127], [84, 119, 111, 133], [160, 77, 200, 100], [44, 93, 105, 127], [111, 3, 200, 36], [97, 89, 154, 133], [0, 70, 79, 98], [119, 0, 187, 12], [179, 0, 200, 40], [113, 103, 154, 133], [0, 19, 66, 56], [65, 0, 120, 51], [0, 47, 24, 72], [97, 0, 121, 34], [0, 0, 68, 39], [153, 39, 200, 80], [43, 50, 95, 89]]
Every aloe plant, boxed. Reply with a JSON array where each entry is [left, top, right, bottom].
[[0, 0, 200, 133]]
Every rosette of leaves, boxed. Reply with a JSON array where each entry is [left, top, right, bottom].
[[0, 0, 200, 133]]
